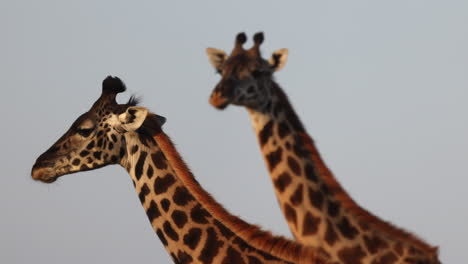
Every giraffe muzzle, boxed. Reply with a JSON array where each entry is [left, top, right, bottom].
[[209, 92, 229, 110], [31, 162, 58, 183]]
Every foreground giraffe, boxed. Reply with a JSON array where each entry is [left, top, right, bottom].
[[31, 76, 329, 264], [206, 32, 441, 264]]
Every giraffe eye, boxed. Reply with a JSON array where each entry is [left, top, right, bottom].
[[77, 128, 93, 137]]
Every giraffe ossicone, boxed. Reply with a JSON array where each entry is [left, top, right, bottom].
[[32, 76, 329, 264], [206, 32, 441, 264]]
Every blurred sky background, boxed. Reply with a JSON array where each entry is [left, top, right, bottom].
[[1, 1, 467, 263]]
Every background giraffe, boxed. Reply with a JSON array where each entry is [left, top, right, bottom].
[[5, 2, 464, 263], [31, 76, 328, 264], [206, 32, 441, 264]]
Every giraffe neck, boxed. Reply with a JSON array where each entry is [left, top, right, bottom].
[[120, 128, 319, 264], [246, 81, 439, 264]]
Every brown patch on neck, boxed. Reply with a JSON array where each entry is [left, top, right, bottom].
[[298, 132, 439, 257], [153, 132, 328, 264]]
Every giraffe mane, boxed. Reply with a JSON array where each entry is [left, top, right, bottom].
[[153, 131, 328, 264], [298, 132, 439, 257], [126, 95, 140, 107]]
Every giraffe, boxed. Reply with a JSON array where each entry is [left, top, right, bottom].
[[31, 76, 329, 264], [205, 32, 441, 264]]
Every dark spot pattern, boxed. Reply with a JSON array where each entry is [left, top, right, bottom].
[[308, 188, 324, 210], [146, 200, 161, 223], [363, 234, 389, 254], [274, 172, 292, 193], [198, 227, 224, 264], [304, 163, 318, 182], [409, 246, 423, 255], [80, 150, 90, 157], [171, 210, 188, 229], [232, 237, 255, 253], [183, 228, 202, 250], [111, 134, 117, 143], [293, 142, 308, 158], [72, 158, 80, 166], [258, 120, 274, 147], [161, 198, 171, 212], [266, 147, 283, 172], [138, 183, 150, 204], [154, 173, 176, 194], [191, 204, 211, 224], [152, 151, 167, 169], [93, 151, 102, 160], [147, 165, 154, 179], [173, 186, 195, 206], [86, 141, 95, 150], [277, 122, 291, 138], [287, 156, 301, 176], [358, 221, 370, 231], [321, 183, 331, 196], [134, 151, 147, 180], [156, 228, 168, 246], [163, 221, 179, 241], [284, 203, 297, 228], [337, 245, 366, 264], [318, 247, 331, 259], [214, 220, 235, 240], [138, 133, 152, 148], [328, 200, 340, 217], [371, 252, 398, 264], [131, 145, 139, 154], [289, 184, 303, 206], [302, 212, 321, 236], [247, 256, 262, 264], [177, 251, 193, 264], [222, 247, 245, 264], [325, 219, 339, 246], [393, 242, 403, 256], [97, 138, 103, 148], [337, 216, 359, 240]]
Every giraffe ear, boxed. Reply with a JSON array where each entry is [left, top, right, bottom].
[[154, 114, 166, 127], [268, 48, 288, 71], [206, 48, 227, 72], [118, 106, 148, 132]]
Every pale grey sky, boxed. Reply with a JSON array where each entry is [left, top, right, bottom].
[[1, 1, 467, 263]]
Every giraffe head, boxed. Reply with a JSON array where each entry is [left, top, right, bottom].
[[207, 32, 288, 111], [31, 76, 166, 183]]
